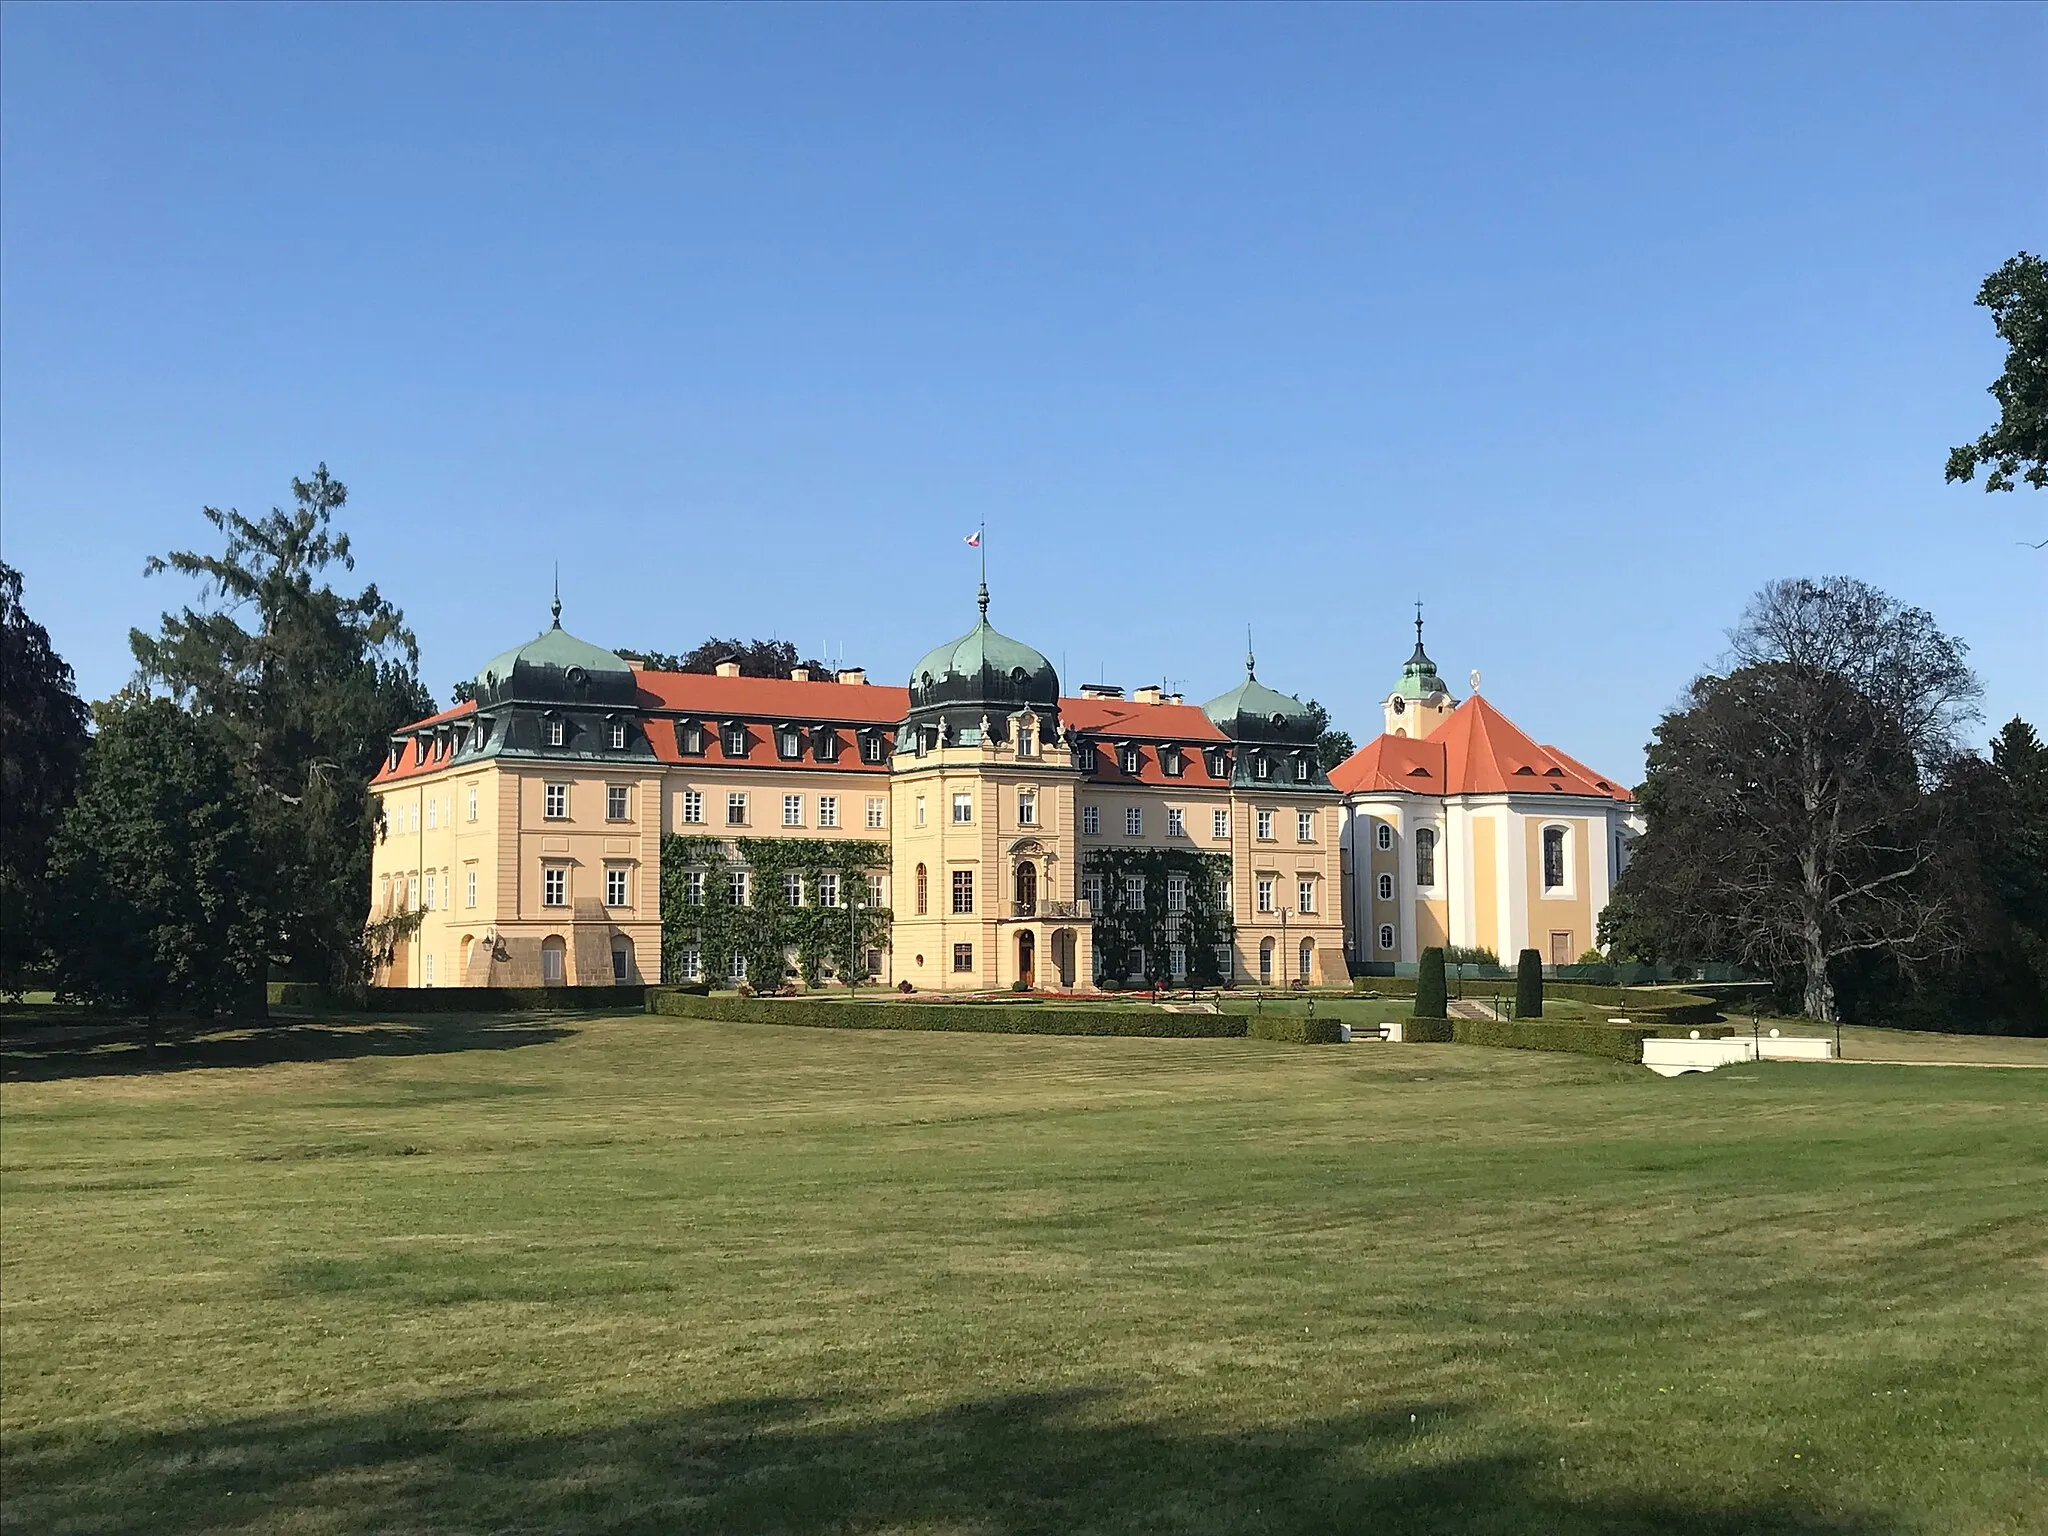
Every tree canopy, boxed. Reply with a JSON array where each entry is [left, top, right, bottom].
[[130, 467, 433, 986], [1947, 251, 2047, 498], [1301, 699, 1356, 773], [1, 561, 92, 993], [619, 638, 831, 678]]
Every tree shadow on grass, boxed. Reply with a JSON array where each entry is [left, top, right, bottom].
[[1, 1389, 1897, 1536], [0, 1012, 581, 1082]]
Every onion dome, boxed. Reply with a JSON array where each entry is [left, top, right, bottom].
[[1201, 640, 1318, 744], [906, 584, 1060, 717], [474, 593, 636, 708], [1391, 610, 1450, 702]]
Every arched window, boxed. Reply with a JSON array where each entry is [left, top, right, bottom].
[[612, 937, 635, 983], [1299, 940, 1314, 982], [1376, 823, 1393, 851], [541, 935, 567, 985], [1258, 939, 1274, 982], [1415, 828, 1437, 888], [915, 862, 928, 916], [1377, 872, 1394, 902], [1378, 923, 1395, 951], [1015, 860, 1037, 914], [1542, 826, 1568, 891]]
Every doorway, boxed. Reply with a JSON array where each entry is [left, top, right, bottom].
[[1051, 929, 1075, 989], [1549, 930, 1574, 966], [1017, 930, 1036, 990]]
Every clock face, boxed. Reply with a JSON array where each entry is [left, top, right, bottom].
[[1392, 697, 1406, 715]]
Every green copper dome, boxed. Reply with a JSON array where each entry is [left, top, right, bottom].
[[475, 597, 636, 708], [1201, 643, 1317, 743], [906, 587, 1060, 715], [1390, 613, 1450, 701]]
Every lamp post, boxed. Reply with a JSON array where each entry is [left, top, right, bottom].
[[846, 870, 861, 1000], [1279, 906, 1292, 992]]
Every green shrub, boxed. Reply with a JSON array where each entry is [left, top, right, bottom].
[[645, 990, 1248, 1038], [1247, 1014, 1346, 1044], [1402, 1018, 1454, 1043], [1450, 1017, 1652, 1063], [1445, 945, 1499, 967], [1516, 949, 1543, 1020], [1415, 949, 1448, 1019], [268, 983, 649, 1014]]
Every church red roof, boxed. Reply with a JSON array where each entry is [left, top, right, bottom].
[[1329, 695, 1631, 802]]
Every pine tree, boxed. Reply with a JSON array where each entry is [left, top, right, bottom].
[[1516, 949, 1544, 1019], [1415, 948, 1448, 1019]]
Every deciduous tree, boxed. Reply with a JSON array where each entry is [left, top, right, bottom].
[[1947, 252, 2047, 499]]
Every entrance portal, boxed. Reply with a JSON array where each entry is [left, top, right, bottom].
[[1017, 929, 1036, 990]]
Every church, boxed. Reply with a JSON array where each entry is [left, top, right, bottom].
[[367, 587, 1632, 991]]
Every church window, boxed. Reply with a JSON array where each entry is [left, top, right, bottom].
[[915, 863, 928, 915], [1415, 828, 1437, 887], [1543, 826, 1568, 891], [1376, 823, 1394, 852], [1378, 873, 1394, 902], [1379, 923, 1395, 951]]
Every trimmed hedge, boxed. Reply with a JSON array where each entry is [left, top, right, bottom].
[[1247, 1014, 1347, 1045], [1355, 975, 1722, 1025], [646, 989, 1248, 1038], [1449, 1017, 1653, 1063], [1515, 949, 1543, 1019], [267, 982, 650, 1013], [1402, 1018, 1454, 1043], [1415, 949, 1449, 1019]]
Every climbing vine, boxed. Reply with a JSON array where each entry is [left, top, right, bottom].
[[1082, 847, 1235, 987], [660, 835, 893, 991]]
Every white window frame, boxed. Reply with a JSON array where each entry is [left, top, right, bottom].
[[1124, 873, 1146, 906], [542, 866, 567, 907], [544, 783, 568, 820], [1256, 809, 1274, 840], [682, 789, 704, 824], [818, 795, 839, 829], [818, 872, 839, 908], [465, 869, 478, 908], [866, 796, 886, 829], [1376, 823, 1394, 851], [952, 792, 974, 824], [915, 795, 927, 827], [729, 870, 750, 906], [1017, 791, 1037, 826], [783, 794, 804, 827], [607, 785, 630, 822], [726, 792, 748, 826], [1257, 877, 1275, 914], [546, 717, 565, 747], [1297, 810, 1314, 842], [1213, 809, 1230, 839], [1167, 808, 1184, 837], [952, 869, 974, 914], [1125, 806, 1142, 837], [1378, 872, 1394, 901], [1415, 827, 1437, 889], [609, 721, 627, 750], [1541, 823, 1574, 896], [1121, 746, 1141, 775], [678, 945, 702, 982], [1167, 875, 1188, 912], [426, 799, 438, 830], [466, 786, 478, 822], [1082, 805, 1100, 836], [1298, 879, 1315, 914], [606, 867, 630, 908], [784, 872, 804, 905], [1379, 923, 1396, 951]]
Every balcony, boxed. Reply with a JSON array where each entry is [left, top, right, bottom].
[[1006, 899, 1092, 921]]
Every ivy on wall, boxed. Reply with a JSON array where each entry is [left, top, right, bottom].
[[1081, 847, 1235, 987], [660, 835, 893, 991]]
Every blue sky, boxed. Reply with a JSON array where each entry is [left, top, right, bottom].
[[3, 3, 2042, 780]]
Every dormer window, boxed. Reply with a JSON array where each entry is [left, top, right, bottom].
[[1078, 741, 1097, 773], [1253, 754, 1271, 781], [1016, 725, 1035, 758], [778, 728, 803, 760], [388, 743, 404, 772], [1163, 746, 1184, 777], [1206, 749, 1228, 778], [608, 721, 627, 751], [816, 729, 839, 762], [722, 723, 748, 758], [546, 717, 565, 748], [1294, 755, 1312, 783], [1120, 745, 1141, 775], [678, 721, 705, 755], [861, 731, 886, 764]]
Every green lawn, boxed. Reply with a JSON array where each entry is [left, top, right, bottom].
[[3, 1013, 2043, 1535]]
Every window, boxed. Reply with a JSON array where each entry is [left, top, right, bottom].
[[816, 731, 839, 762], [543, 866, 567, 907], [682, 789, 704, 824], [546, 717, 565, 747], [544, 783, 568, 819], [729, 870, 749, 906], [728, 951, 747, 982], [1297, 810, 1315, 842], [952, 943, 974, 973], [465, 869, 478, 908], [466, 786, 478, 822], [778, 729, 802, 759], [1256, 809, 1274, 840], [1078, 742, 1097, 772], [678, 945, 702, 982], [1254, 755, 1271, 781], [952, 869, 974, 914], [1169, 944, 1187, 980], [1130, 947, 1146, 979], [1082, 805, 1100, 835], [407, 873, 419, 909], [1167, 875, 1188, 912], [818, 796, 838, 829], [1257, 877, 1275, 914], [1379, 923, 1395, 951], [818, 873, 839, 908], [1213, 809, 1230, 839], [723, 724, 748, 757], [1123, 873, 1145, 907], [1082, 874, 1104, 910], [607, 785, 629, 822], [1120, 746, 1141, 775], [1125, 806, 1142, 837], [1259, 942, 1273, 982], [1214, 944, 1234, 978], [1543, 826, 1568, 890], [915, 863, 928, 915], [609, 721, 627, 750], [682, 723, 705, 754], [783, 794, 804, 827], [1206, 749, 1228, 778], [542, 940, 565, 983], [726, 792, 748, 826], [1167, 808, 1184, 837], [866, 796, 885, 829], [1164, 747, 1184, 777], [952, 792, 973, 824], [1415, 828, 1437, 888], [1300, 940, 1314, 979], [606, 867, 629, 907], [862, 733, 886, 763], [868, 873, 885, 908], [1376, 823, 1394, 851], [1017, 726, 1035, 757], [1218, 881, 1233, 914], [683, 871, 704, 906], [1017, 791, 1037, 826], [1298, 879, 1316, 914], [915, 796, 927, 827], [1378, 872, 1394, 901], [426, 798, 438, 830], [424, 871, 437, 909], [1294, 756, 1311, 783], [784, 873, 804, 905]]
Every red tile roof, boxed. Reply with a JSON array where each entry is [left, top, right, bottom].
[[633, 670, 909, 722], [1329, 695, 1632, 802]]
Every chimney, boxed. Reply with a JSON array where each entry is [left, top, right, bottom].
[[1169, 692, 1183, 705], [836, 668, 867, 686], [714, 659, 742, 678], [1079, 682, 1124, 700], [790, 667, 811, 682], [1133, 685, 1164, 705], [625, 657, 645, 672]]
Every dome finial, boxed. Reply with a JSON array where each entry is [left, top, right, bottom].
[[1414, 598, 1424, 650], [551, 563, 562, 629], [974, 519, 989, 621], [1246, 624, 1256, 679]]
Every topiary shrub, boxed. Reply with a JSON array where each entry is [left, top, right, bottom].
[[1403, 1018, 1454, 1042], [1415, 948, 1448, 1019], [1246, 1014, 1346, 1044], [1516, 949, 1543, 1019]]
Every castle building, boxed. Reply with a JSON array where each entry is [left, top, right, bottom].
[[368, 584, 1346, 991], [1330, 619, 1643, 971]]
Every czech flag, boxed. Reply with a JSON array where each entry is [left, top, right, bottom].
[[964, 530, 981, 548]]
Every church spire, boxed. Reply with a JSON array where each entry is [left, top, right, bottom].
[[1245, 625, 1256, 679], [551, 564, 562, 629]]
